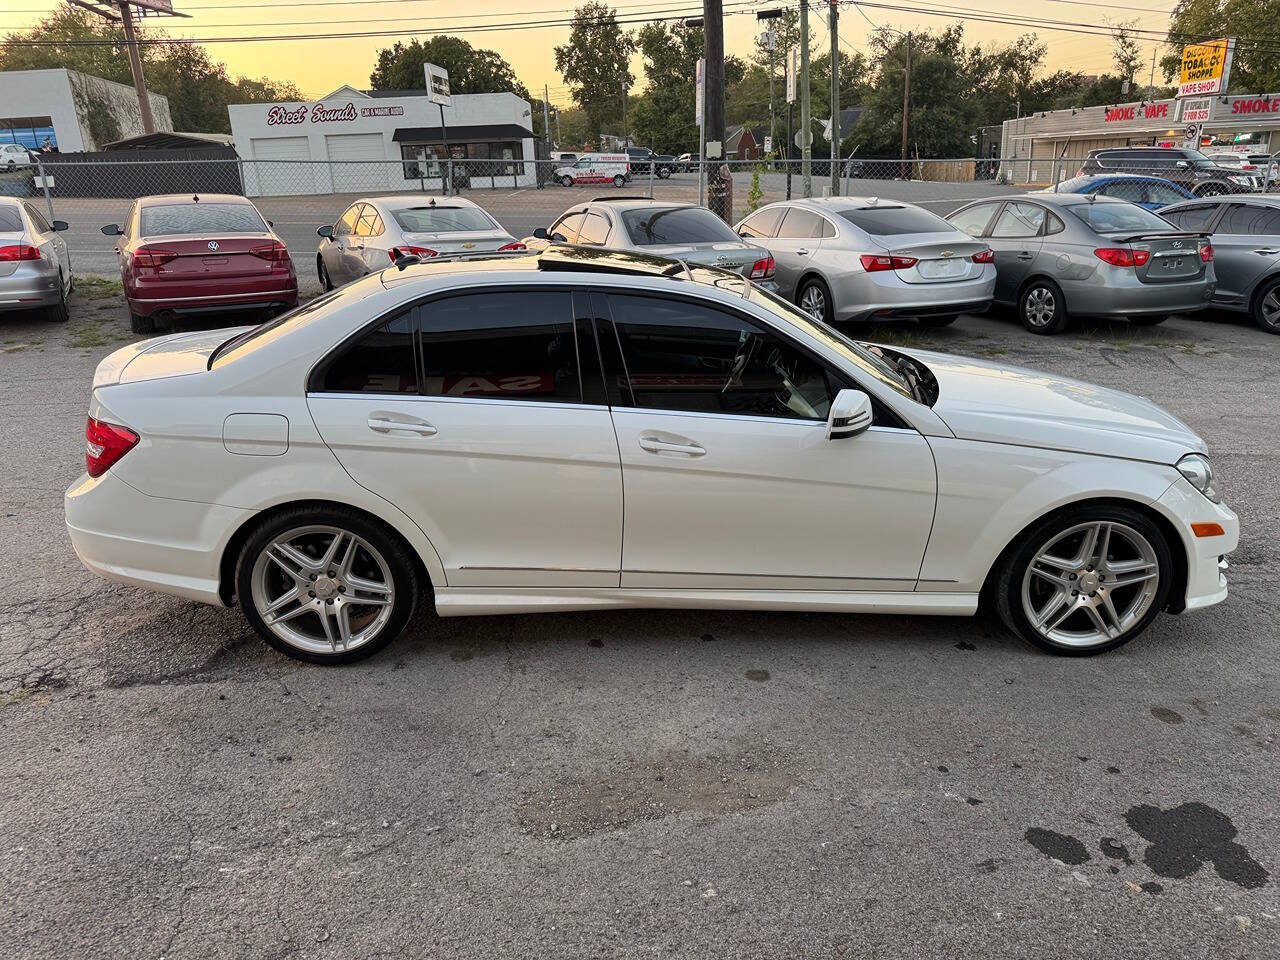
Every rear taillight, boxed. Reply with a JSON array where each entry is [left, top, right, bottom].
[[388, 246, 437, 261], [249, 241, 291, 262], [86, 417, 139, 478], [132, 247, 177, 269], [749, 255, 776, 280], [0, 243, 40, 261], [971, 248, 995, 264], [1094, 247, 1150, 267], [498, 241, 526, 251], [1076, 167, 1084, 177], [860, 253, 919, 272], [1200, 243, 1214, 262]]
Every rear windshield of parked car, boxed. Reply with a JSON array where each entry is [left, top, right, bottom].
[[141, 202, 268, 237], [1069, 202, 1173, 234], [621, 207, 740, 245], [0, 207, 23, 232], [837, 206, 951, 235], [391, 206, 496, 233]]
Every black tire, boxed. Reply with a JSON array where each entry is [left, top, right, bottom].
[[560, 175, 574, 187], [796, 276, 834, 323], [1195, 183, 1228, 197], [1129, 314, 1168, 326], [613, 174, 626, 187], [1252, 276, 1280, 334], [43, 275, 68, 323], [917, 314, 957, 328], [1018, 278, 1069, 335], [129, 311, 157, 335], [658, 167, 672, 179], [318, 257, 333, 292], [235, 505, 422, 665], [994, 503, 1173, 657]]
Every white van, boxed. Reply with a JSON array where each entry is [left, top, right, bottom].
[[553, 153, 631, 187]]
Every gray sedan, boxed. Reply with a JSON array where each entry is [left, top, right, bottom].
[[946, 193, 1217, 335], [1158, 194, 1280, 334], [735, 197, 996, 326], [525, 199, 778, 287], [0, 196, 71, 323], [316, 195, 520, 289]]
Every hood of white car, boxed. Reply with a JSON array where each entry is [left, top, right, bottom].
[[902, 348, 1206, 464]]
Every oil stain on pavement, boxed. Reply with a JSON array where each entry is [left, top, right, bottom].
[[1024, 827, 1091, 865], [1126, 802, 1270, 889]]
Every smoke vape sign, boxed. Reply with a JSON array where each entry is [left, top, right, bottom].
[[424, 63, 452, 106]]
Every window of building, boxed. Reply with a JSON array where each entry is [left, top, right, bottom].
[[400, 140, 524, 179], [0, 116, 56, 151]]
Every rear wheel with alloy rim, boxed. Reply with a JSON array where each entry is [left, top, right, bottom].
[[996, 505, 1172, 655], [1018, 279, 1068, 335], [1253, 277, 1280, 333], [797, 277, 834, 323], [43, 274, 68, 322], [1196, 184, 1227, 197], [318, 257, 333, 291], [236, 508, 420, 664]]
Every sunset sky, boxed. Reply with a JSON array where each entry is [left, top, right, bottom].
[[2, 0, 1178, 104]]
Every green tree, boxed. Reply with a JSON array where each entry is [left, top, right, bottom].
[[554, 3, 636, 142], [369, 35, 530, 99], [1111, 22, 1145, 85], [1160, 0, 1280, 92]]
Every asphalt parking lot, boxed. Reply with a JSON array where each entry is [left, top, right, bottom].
[[2, 289, 1278, 959]]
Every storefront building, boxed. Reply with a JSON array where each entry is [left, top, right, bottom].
[[0, 68, 171, 153], [228, 87, 538, 197], [999, 92, 1280, 183]]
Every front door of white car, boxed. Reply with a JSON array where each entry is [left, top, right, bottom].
[[595, 292, 937, 590], [307, 290, 624, 588]]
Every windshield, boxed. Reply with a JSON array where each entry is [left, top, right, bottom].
[[746, 285, 927, 405], [1181, 149, 1219, 169], [141, 202, 268, 237], [621, 206, 741, 245], [391, 206, 496, 233], [1070, 202, 1174, 234]]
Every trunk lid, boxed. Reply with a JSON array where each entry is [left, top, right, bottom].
[[1107, 232, 1207, 284], [94, 326, 254, 387], [137, 233, 283, 281], [401, 229, 515, 255], [638, 241, 763, 276], [877, 231, 988, 284]]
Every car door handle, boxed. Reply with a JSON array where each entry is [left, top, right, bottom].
[[367, 414, 436, 436], [795, 248, 810, 255], [1016, 252, 1035, 260], [639, 435, 705, 457], [1253, 248, 1280, 255]]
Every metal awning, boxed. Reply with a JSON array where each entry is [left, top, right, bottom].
[[393, 124, 534, 143]]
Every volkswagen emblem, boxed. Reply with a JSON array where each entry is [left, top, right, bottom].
[[207, 240, 219, 251]]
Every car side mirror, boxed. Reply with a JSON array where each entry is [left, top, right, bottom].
[[1175, 160, 1190, 169], [100, 223, 121, 236], [316, 224, 333, 239], [827, 388, 874, 440], [532, 226, 548, 240], [52, 220, 68, 231]]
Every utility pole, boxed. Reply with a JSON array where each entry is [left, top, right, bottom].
[[118, 2, 155, 135], [1147, 44, 1157, 99], [829, 0, 839, 196], [621, 78, 628, 146], [756, 9, 783, 158], [799, 0, 811, 196], [703, 0, 727, 218], [899, 31, 912, 180], [543, 84, 551, 144]]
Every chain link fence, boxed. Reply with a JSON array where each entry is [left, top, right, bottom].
[[2, 154, 1112, 279]]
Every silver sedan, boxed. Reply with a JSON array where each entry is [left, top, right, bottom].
[[734, 197, 996, 327], [946, 193, 1216, 335], [0, 196, 71, 323], [316, 195, 521, 289]]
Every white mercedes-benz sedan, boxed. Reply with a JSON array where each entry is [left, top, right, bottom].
[[66, 246, 1238, 664]]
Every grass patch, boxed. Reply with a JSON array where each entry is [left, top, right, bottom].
[[69, 322, 111, 348], [0, 343, 26, 353], [76, 276, 123, 300]]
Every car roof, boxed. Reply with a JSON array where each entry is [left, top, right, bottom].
[[577, 198, 699, 210], [136, 193, 254, 206], [1165, 193, 1280, 209], [365, 194, 479, 208]]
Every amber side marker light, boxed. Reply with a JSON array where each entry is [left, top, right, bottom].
[[1191, 522, 1225, 538]]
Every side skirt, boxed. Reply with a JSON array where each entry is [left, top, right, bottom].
[[433, 588, 980, 618]]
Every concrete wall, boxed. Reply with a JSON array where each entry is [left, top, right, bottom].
[[0, 69, 171, 153]]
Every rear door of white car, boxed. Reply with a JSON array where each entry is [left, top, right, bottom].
[[308, 288, 623, 588], [595, 290, 937, 591]]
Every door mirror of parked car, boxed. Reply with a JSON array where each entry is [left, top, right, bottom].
[[52, 220, 68, 231], [532, 227, 548, 240], [1175, 160, 1190, 169], [100, 223, 121, 236], [826, 389, 874, 440], [316, 224, 334, 239]]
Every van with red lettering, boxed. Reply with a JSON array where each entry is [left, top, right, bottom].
[[552, 153, 630, 188], [1079, 147, 1255, 198]]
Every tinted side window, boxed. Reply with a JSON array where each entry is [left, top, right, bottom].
[[990, 202, 1046, 238], [1099, 180, 1146, 203], [776, 208, 823, 239], [577, 213, 610, 246], [24, 203, 51, 233], [419, 291, 581, 403], [334, 204, 361, 237], [553, 212, 584, 242], [736, 207, 784, 239], [320, 311, 417, 394], [1217, 204, 1280, 236], [1161, 204, 1219, 232], [948, 203, 998, 237], [356, 207, 383, 238], [1146, 182, 1191, 206], [605, 293, 836, 421], [818, 217, 836, 238]]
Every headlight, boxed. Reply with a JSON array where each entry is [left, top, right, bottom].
[[1229, 175, 1251, 185], [1177, 453, 1221, 503]]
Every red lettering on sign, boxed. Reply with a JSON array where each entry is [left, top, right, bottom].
[[1232, 98, 1280, 115], [1105, 106, 1137, 123], [1142, 103, 1169, 119]]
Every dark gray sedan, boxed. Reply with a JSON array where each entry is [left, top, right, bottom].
[[946, 193, 1217, 334], [1159, 194, 1280, 334]]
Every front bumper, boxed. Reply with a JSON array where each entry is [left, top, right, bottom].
[[1155, 475, 1239, 612], [65, 470, 252, 607]]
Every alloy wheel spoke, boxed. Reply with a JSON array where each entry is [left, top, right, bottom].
[[1034, 551, 1079, 574], [1033, 589, 1074, 630], [1083, 600, 1120, 639], [1030, 563, 1073, 588], [319, 531, 348, 572], [1097, 590, 1125, 636], [265, 596, 313, 626], [317, 604, 339, 652], [336, 603, 354, 650], [268, 541, 317, 579], [1074, 523, 1102, 567], [1110, 567, 1158, 587]]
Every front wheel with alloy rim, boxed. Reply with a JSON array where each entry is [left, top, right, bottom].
[[1253, 277, 1280, 333], [43, 274, 68, 322], [1018, 279, 1068, 335], [318, 257, 333, 292], [797, 277, 834, 323], [995, 505, 1172, 655], [236, 507, 420, 664]]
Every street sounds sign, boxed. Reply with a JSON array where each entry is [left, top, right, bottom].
[[1178, 38, 1234, 97], [424, 63, 452, 106]]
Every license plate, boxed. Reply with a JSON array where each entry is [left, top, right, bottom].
[[1162, 257, 1184, 270], [918, 258, 966, 279]]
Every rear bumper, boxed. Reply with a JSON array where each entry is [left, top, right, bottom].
[[834, 270, 997, 323], [0, 260, 62, 311], [65, 470, 251, 607], [1067, 278, 1216, 317], [127, 284, 298, 318]]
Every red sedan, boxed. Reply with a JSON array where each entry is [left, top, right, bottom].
[[102, 194, 298, 334]]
